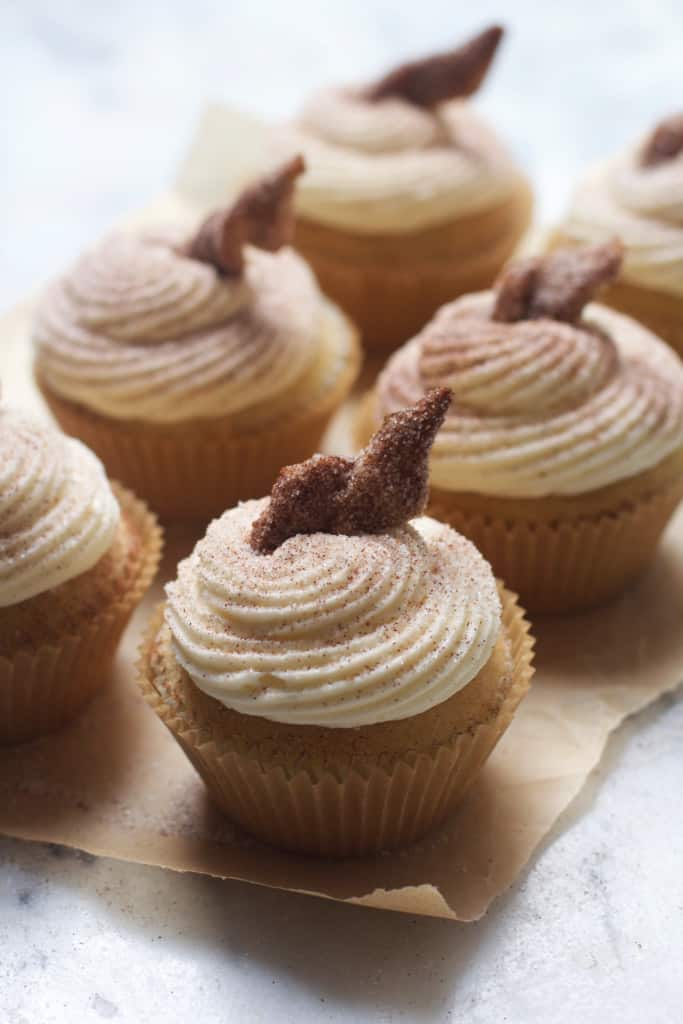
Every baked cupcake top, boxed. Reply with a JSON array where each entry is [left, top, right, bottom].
[[560, 112, 683, 297], [278, 25, 526, 234], [0, 402, 120, 607], [376, 243, 683, 497], [165, 390, 502, 728], [33, 159, 341, 424]]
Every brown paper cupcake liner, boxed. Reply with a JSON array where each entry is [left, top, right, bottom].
[[138, 589, 533, 857], [38, 362, 358, 524], [294, 180, 533, 355], [600, 280, 683, 360], [429, 485, 683, 615], [0, 485, 162, 745]]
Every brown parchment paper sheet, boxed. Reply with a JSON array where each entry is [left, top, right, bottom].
[[1, 105, 682, 922]]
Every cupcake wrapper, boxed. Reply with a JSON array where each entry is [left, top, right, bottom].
[[294, 181, 533, 354], [601, 280, 683, 360], [139, 590, 533, 857], [429, 486, 683, 615], [39, 386, 350, 524], [0, 485, 162, 745]]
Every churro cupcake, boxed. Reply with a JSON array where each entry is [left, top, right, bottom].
[[277, 26, 533, 355], [555, 112, 683, 357], [33, 159, 361, 522], [365, 243, 683, 614], [0, 400, 160, 744], [139, 391, 533, 856]]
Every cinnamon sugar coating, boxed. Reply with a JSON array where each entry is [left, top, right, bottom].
[[363, 25, 503, 107], [640, 112, 683, 168], [492, 241, 624, 324], [249, 455, 352, 555], [250, 388, 452, 553], [183, 156, 306, 275]]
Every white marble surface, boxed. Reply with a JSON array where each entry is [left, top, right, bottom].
[[2, 2, 683, 1021]]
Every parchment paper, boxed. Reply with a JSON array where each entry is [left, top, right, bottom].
[[1, 105, 682, 922]]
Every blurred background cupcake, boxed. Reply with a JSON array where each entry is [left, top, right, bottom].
[[0, 395, 161, 744], [33, 159, 361, 522], [276, 25, 533, 356], [139, 390, 533, 856], [554, 112, 683, 356], [362, 243, 683, 613]]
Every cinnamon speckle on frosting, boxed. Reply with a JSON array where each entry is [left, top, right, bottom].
[[33, 227, 326, 424], [363, 25, 503, 107], [493, 241, 624, 324], [558, 119, 683, 298], [164, 503, 501, 728], [183, 156, 306, 276], [0, 408, 120, 607], [375, 290, 683, 498], [640, 112, 683, 169], [250, 388, 451, 553]]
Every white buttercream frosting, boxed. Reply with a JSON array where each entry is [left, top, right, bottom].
[[164, 500, 501, 728], [561, 133, 683, 297], [0, 408, 120, 607], [278, 90, 525, 234], [376, 295, 683, 497], [33, 230, 328, 424]]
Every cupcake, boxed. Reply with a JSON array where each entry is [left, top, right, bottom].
[[139, 390, 533, 856], [277, 25, 533, 355], [365, 243, 683, 614], [33, 158, 361, 522], [555, 112, 683, 357], [0, 399, 161, 744]]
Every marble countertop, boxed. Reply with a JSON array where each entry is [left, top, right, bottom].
[[2, 2, 683, 1022]]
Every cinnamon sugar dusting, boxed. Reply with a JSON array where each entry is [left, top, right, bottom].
[[640, 112, 683, 168], [250, 388, 452, 553], [363, 25, 503, 107], [166, 504, 502, 727], [0, 408, 120, 607], [492, 241, 623, 324], [183, 156, 306, 275]]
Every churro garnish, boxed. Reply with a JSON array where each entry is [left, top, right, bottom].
[[250, 388, 451, 553], [640, 112, 683, 168], [183, 156, 305, 276], [492, 241, 624, 324], [363, 25, 503, 107]]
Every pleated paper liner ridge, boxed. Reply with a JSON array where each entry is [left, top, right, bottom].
[[428, 484, 683, 614]]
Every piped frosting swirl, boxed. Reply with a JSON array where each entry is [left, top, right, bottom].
[[278, 27, 525, 234], [376, 294, 683, 497], [561, 113, 683, 297], [33, 232, 325, 423], [282, 94, 523, 234], [0, 407, 120, 607], [165, 502, 501, 727]]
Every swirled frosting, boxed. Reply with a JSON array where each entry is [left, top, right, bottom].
[[33, 230, 328, 423], [0, 408, 120, 607], [376, 294, 683, 497], [165, 500, 501, 728], [278, 92, 524, 234], [561, 134, 683, 297]]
